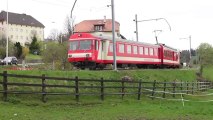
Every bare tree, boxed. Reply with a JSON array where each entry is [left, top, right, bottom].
[[63, 15, 73, 40], [48, 29, 59, 41]]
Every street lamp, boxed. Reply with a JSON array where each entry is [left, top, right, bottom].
[[70, 0, 78, 35], [133, 14, 171, 42]]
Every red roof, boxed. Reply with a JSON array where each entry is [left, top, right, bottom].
[[74, 19, 120, 33]]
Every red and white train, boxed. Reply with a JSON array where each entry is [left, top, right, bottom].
[[68, 33, 180, 69]]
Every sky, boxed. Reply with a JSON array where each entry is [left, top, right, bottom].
[[1, 0, 213, 50]]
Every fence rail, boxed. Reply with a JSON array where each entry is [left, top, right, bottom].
[[0, 71, 212, 102]]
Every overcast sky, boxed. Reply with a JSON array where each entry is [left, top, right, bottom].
[[1, 0, 213, 50]]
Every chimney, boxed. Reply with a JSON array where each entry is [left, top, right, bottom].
[[103, 16, 106, 23]]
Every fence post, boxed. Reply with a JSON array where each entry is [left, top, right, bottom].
[[151, 80, 156, 100], [121, 80, 125, 100], [173, 82, 176, 98], [137, 80, 142, 100], [41, 74, 46, 103], [192, 82, 194, 94], [3, 71, 8, 101], [180, 80, 183, 92], [186, 81, 189, 94], [162, 80, 166, 98], [75, 76, 79, 102], [100, 77, 104, 101]]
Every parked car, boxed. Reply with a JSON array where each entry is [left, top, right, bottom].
[[0, 59, 4, 65], [3, 56, 18, 65]]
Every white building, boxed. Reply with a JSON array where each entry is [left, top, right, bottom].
[[0, 11, 45, 45]]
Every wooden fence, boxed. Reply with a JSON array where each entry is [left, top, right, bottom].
[[0, 71, 212, 102]]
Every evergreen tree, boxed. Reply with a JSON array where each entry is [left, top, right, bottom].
[[29, 36, 40, 54], [14, 42, 22, 58]]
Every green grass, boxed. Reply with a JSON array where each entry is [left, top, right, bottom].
[[0, 68, 212, 120], [0, 69, 197, 82], [25, 54, 42, 60], [0, 96, 213, 120]]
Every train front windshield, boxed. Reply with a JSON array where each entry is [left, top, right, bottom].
[[70, 40, 92, 50]]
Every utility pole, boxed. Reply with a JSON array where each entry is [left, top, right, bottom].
[[6, 0, 9, 58], [134, 14, 139, 42], [133, 15, 171, 42], [111, 0, 117, 70], [189, 35, 191, 60]]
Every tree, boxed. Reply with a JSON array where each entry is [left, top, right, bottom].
[[29, 36, 40, 54], [41, 42, 69, 70], [14, 42, 23, 58], [197, 43, 213, 66], [0, 36, 15, 58], [63, 15, 72, 40], [48, 29, 59, 41]]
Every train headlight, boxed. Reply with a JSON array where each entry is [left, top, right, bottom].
[[86, 54, 90, 57], [68, 55, 72, 58]]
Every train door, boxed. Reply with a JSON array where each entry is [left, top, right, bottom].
[[98, 40, 106, 61], [100, 40, 107, 61]]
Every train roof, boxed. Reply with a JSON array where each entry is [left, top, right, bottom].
[[94, 34, 160, 47]]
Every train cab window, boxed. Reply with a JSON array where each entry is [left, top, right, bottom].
[[70, 41, 78, 50], [109, 43, 113, 52], [79, 40, 92, 50], [119, 44, 125, 53], [145, 48, 149, 55], [127, 45, 132, 54], [139, 47, 144, 55], [133, 46, 138, 54], [150, 48, 154, 56]]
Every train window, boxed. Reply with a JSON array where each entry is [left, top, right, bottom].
[[109, 43, 113, 52], [154, 48, 158, 56], [150, 48, 154, 56], [70, 41, 78, 50], [139, 47, 143, 55], [145, 48, 149, 55], [133, 46, 138, 54], [79, 40, 92, 50], [119, 44, 125, 53], [127, 45, 132, 54]]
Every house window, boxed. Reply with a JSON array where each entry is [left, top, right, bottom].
[[20, 29, 23, 32], [127, 45, 132, 54], [94, 25, 104, 31], [139, 47, 143, 55], [119, 44, 124, 53], [10, 28, 13, 31], [133, 46, 138, 54], [145, 47, 149, 55]]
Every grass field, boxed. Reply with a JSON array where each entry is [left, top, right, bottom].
[[0, 68, 197, 82], [0, 95, 213, 120], [0, 67, 213, 120]]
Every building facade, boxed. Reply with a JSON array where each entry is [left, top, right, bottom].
[[74, 18, 126, 39], [0, 11, 45, 45]]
